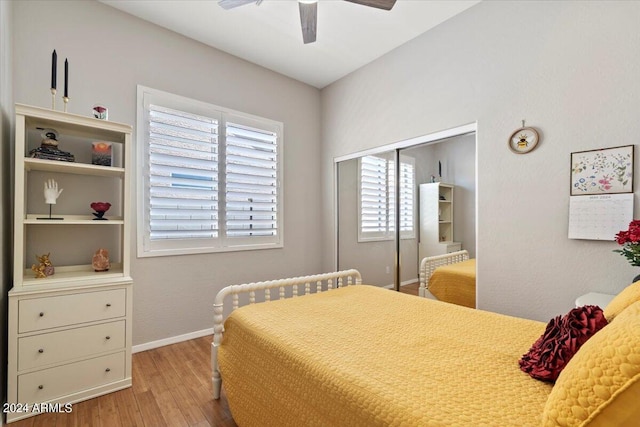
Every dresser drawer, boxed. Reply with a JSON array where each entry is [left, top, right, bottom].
[[18, 320, 126, 371], [18, 289, 126, 333], [18, 351, 125, 404]]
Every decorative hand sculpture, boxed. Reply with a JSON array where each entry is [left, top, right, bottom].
[[44, 179, 63, 205]]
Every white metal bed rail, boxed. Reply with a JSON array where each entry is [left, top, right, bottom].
[[211, 269, 362, 399]]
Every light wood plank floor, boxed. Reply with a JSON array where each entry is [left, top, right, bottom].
[[10, 336, 238, 427], [399, 281, 419, 295]]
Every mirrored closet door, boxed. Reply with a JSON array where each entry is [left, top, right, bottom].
[[337, 130, 476, 293]]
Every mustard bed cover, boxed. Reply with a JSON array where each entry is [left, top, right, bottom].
[[429, 258, 476, 308], [219, 285, 552, 427]]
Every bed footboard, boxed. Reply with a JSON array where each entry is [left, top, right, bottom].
[[211, 269, 362, 399], [419, 250, 469, 298]]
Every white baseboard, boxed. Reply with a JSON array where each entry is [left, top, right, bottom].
[[132, 328, 213, 353]]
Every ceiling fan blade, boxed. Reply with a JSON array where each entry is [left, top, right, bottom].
[[299, 1, 317, 44], [218, 0, 263, 10], [343, 0, 396, 11]]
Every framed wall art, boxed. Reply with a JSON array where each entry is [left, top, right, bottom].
[[570, 145, 634, 196]]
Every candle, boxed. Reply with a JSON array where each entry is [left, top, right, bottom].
[[51, 50, 57, 90], [64, 58, 68, 98], [438, 161, 442, 177]]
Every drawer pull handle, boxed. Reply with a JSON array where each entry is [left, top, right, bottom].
[[38, 349, 44, 353], [39, 312, 44, 317], [38, 385, 44, 390], [105, 336, 111, 340], [105, 368, 111, 373], [106, 303, 112, 307]]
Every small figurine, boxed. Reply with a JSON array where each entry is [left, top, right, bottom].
[[29, 128, 75, 162], [91, 202, 111, 220], [32, 253, 55, 278], [92, 248, 110, 272], [44, 179, 63, 205]]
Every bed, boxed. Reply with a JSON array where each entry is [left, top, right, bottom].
[[419, 250, 476, 307], [212, 270, 640, 427]]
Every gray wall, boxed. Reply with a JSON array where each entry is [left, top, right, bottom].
[[321, 1, 640, 321], [0, 0, 11, 422], [10, 0, 323, 346]]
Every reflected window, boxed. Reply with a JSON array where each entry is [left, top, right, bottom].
[[358, 155, 415, 241]]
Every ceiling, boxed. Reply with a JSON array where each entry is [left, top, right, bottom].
[[100, 0, 480, 89]]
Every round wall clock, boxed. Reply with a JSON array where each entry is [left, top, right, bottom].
[[508, 127, 540, 154]]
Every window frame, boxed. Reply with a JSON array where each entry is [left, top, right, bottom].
[[136, 85, 284, 257]]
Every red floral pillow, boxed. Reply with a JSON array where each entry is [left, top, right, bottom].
[[519, 305, 608, 382]]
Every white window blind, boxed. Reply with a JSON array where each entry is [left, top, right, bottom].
[[225, 122, 278, 238], [148, 104, 219, 240], [358, 155, 415, 241], [360, 155, 388, 236], [394, 158, 416, 237], [137, 86, 283, 257]]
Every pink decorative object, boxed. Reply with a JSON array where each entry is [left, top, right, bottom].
[[90, 202, 111, 220], [92, 248, 110, 272]]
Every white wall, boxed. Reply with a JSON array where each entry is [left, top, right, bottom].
[[0, 0, 11, 421], [10, 0, 323, 346], [322, 1, 640, 321]]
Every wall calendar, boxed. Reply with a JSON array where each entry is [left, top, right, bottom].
[[568, 193, 634, 240]]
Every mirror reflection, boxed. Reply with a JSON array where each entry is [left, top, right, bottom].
[[337, 132, 476, 303]]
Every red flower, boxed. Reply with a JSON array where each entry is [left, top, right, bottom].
[[615, 220, 640, 266], [616, 230, 629, 244]]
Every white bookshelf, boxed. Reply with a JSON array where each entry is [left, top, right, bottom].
[[6, 104, 133, 423]]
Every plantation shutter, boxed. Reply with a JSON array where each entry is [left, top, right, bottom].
[[388, 158, 414, 235], [225, 122, 278, 238], [148, 104, 219, 240], [359, 155, 414, 241], [360, 156, 388, 235], [387, 159, 395, 234], [399, 160, 414, 233]]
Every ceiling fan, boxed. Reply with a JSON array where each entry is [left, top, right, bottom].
[[218, 0, 397, 44]]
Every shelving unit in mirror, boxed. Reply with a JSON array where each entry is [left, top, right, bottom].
[[419, 183, 462, 260]]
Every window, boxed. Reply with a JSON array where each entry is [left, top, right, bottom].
[[358, 155, 415, 241], [137, 86, 283, 257]]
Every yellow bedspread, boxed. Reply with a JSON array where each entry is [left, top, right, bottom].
[[218, 285, 551, 427], [429, 259, 476, 308]]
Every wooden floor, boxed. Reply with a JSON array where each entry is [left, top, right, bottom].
[[10, 336, 238, 427], [399, 281, 419, 295]]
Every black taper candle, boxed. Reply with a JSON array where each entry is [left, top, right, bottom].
[[438, 161, 442, 177], [64, 58, 68, 98], [51, 50, 57, 89]]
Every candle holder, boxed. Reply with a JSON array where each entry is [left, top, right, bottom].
[[63, 96, 69, 113], [50, 88, 56, 110]]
